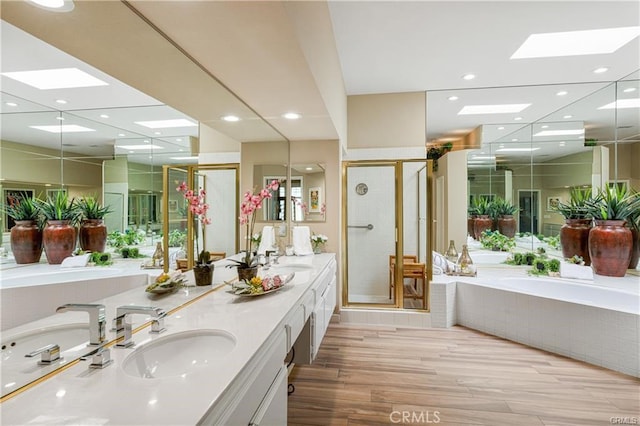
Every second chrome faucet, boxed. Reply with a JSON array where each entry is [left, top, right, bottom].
[[115, 306, 166, 348]]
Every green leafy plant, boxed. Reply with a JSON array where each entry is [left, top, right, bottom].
[[472, 196, 492, 216], [3, 195, 40, 221], [585, 185, 639, 221], [479, 230, 515, 251], [77, 196, 112, 220], [90, 252, 112, 266], [119, 246, 143, 259], [426, 141, 453, 171], [36, 191, 81, 224], [493, 197, 519, 217], [168, 229, 187, 248], [553, 188, 592, 219], [566, 255, 585, 265]]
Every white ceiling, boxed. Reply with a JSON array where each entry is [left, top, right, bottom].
[[1, 0, 639, 167]]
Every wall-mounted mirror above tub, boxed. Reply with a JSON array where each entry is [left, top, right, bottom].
[[426, 73, 639, 252], [290, 163, 326, 222]]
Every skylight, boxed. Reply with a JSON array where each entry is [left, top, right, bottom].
[[533, 129, 585, 137], [2, 68, 108, 90], [30, 125, 95, 133], [458, 104, 531, 115], [598, 98, 640, 109], [511, 26, 640, 59], [134, 119, 197, 129], [495, 148, 541, 152], [116, 145, 164, 150]]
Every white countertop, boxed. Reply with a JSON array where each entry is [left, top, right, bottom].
[[0, 254, 334, 425]]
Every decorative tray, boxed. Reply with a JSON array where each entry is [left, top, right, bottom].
[[145, 271, 187, 294], [227, 273, 295, 296]]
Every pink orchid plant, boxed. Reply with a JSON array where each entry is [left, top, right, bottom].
[[176, 182, 212, 265], [231, 179, 280, 268]]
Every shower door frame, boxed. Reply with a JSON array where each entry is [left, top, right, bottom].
[[342, 159, 434, 311]]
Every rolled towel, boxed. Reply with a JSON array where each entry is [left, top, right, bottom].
[[257, 226, 275, 255], [432, 251, 455, 273], [292, 226, 314, 256], [60, 253, 90, 268], [560, 262, 594, 280]]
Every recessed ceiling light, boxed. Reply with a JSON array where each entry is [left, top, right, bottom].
[[499, 144, 505, 148], [511, 138, 518, 142], [154, 132, 161, 135], [448, 96, 459, 101], [30, 125, 95, 133], [541, 125, 549, 129], [462, 73, 476, 81], [623, 87, 637, 93], [556, 91, 568, 96], [496, 148, 541, 152], [100, 114, 109, 119], [559, 142, 566, 146], [222, 115, 240, 122], [116, 144, 164, 150], [170, 156, 199, 161], [55, 99, 67, 104], [5, 102, 18, 107], [458, 104, 530, 115], [598, 98, 640, 109], [27, 0, 74, 12], [511, 27, 640, 59], [2, 68, 107, 90], [514, 117, 523, 121], [471, 156, 496, 160], [118, 133, 126, 137], [563, 115, 573, 119], [497, 126, 505, 130], [305, 167, 313, 171], [135, 119, 197, 129], [593, 67, 609, 74], [144, 140, 150, 143], [176, 138, 182, 142], [55, 116, 64, 121], [534, 129, 584, 137], [283, 112, 301, 120]]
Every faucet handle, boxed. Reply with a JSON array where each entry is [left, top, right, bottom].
[[80, 345, 113, 369], [25, 344, 62, 365]]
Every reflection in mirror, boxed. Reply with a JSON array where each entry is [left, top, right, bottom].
[[253, 164, 287, 222], [290, 164, 326, 222]]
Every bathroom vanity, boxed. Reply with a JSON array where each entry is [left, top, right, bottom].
[[0, 253, 337, 425]]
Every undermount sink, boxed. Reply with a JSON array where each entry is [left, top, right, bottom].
[[1, 323, 90, 365], [270, 263, 314, 272], [122, 329, 236, 379]]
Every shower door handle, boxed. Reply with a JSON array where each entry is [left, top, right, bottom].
[[348, 224, 374, 230]]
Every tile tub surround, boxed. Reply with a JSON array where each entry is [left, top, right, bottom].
[[437, 268, 639, 377], [0, 254, 336, 425]]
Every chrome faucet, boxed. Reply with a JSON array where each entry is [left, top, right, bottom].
[[56, 304, 106, 346], [115, 306, 166, 348]]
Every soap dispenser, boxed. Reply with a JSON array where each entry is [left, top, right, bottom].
[[444, 240, 458, 263]]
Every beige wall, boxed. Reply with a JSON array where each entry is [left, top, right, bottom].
[[348, 92, 426, 149], [199, 123, 240, 153], [437, 151, 468, 253]]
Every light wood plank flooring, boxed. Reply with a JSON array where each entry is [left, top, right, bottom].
[[288, 323, 639, 425]]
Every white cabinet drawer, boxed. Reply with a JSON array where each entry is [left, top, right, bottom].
[[301, 289, 315, 320], [286, 303, 306, 352], [249, 365, 288, 426]]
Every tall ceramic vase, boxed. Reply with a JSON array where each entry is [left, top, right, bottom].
[[588, 220, 632, 277], [473, 215, 492, 240], [560, 219, 592, 266], [79, 219, 107, 253], [497, 215, 516, 238], [43, 220, 76, 265], [10, 220, 43, 264]]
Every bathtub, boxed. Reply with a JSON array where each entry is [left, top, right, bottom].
[[453, 274, 640, 377], [0, 267, 126, 289]]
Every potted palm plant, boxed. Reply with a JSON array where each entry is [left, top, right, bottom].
[[584, 185, 638, 277], [553, 188, 593, 266], [467, 204, 478, 238], [3, 195, 43, 264], [472, 196, 493, 240], [36, 191, 81, 264], [625, 189, 640, 269], [493, 197, 518, 238], [77, 196, 112, 253]]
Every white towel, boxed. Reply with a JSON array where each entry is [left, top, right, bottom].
[[60, 253, 90, 268], [560, 262, 594, 280], [292, 226, 314, 256], [432, 251, 455, 274], [257, 226, 276, 255]]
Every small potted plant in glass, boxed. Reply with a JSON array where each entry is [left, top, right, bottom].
[[310, 233, 328, 254], [36, 191, 81, 264], [77, 195, 112, 253], [3, 194, 43, 264]]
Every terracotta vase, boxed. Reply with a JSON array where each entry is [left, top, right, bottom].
[[237, 265, 258, 282], [10, 220, 43, 264], [629, 228, 639, 270], [588, 220, 632, 277], [473, 215, 492, 240], [560, 219, 592, 266], [79, 219, 107, 253], [193, 263, 214, 286], [497, 215, 516, 238], [467, 216, 475, 238], [43, 220, 77, 265]]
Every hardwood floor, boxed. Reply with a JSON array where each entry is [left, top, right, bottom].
[[288, 323, 640, 425]]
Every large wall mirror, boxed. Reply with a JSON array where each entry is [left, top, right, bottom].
[[427, 71, 639, 251]]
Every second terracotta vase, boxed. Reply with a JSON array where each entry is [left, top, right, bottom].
[[10, 220, 43, 264], [560, 219, 592, 266], [497, 215, 516, 238], [43, 220, 77, 265], [79, 219, 107, 253], [473, 215, 492, 240], [588, 220, 632, 277]]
